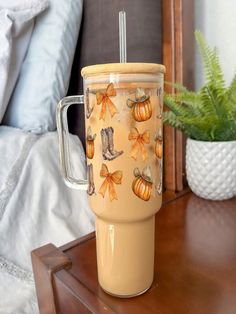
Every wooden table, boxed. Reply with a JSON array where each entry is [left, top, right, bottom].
[[32, 192, 236, 314]]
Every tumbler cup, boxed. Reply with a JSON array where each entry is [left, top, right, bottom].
[[57, 63, 165, 297]]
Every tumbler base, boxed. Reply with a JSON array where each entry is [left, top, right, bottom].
[[96, 216, 155, 298], [101, 283, 152, 298]]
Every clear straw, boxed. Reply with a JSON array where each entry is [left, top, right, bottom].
[[119, 11, 127, 63]]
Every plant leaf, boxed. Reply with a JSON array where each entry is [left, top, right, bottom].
[[163, 31, 236, 142]]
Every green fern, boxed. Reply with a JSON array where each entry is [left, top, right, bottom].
[[164, 30, 236, 141]]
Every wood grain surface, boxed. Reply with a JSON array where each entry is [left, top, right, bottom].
[[32, 193, 236, 314]]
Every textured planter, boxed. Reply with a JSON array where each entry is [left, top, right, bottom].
[[186, 138, 236, 200]]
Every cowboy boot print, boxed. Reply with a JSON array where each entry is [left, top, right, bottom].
[[155, 159, 163, 195], [157, 87, 163, 119], [86, 88, 94, 119], [106, 127, 123, 159], [87, 164, 95, 196], [101, 128, 114, 160]]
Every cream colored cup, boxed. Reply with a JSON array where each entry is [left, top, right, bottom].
[[57, 63, 165, 297]]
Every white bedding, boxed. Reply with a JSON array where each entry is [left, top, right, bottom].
[[0, 126, 95, 314]]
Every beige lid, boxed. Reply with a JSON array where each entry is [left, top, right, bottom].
[[81, 63, 166, 77]]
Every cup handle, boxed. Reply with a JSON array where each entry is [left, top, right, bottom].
[[56, 96, 88, 190]]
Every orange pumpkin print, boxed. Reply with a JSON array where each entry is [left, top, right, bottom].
[[98, 164, 123, 201], [127, 88, 152, 122], [86, 126, 96, 159], [96, 83, 118, 121], [132, 167, 153, 201], [154, 129, 162, 159], [155, 139, 162, 159]]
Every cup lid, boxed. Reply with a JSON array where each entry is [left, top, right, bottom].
[[81, 63, 166, 77]]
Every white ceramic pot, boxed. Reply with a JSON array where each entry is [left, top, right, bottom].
[[186, 138, 236, 200]]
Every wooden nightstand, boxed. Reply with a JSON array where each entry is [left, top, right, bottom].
[[31, 192, 236, 314]]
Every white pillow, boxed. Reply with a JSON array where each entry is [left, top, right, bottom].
[[4, 0, 83, 134], [0, 0, 49, 123]]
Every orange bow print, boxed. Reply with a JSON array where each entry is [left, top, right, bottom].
[[128, 127, 150, 160], [98, 164, 123, 201], [96, 83, 118, 121]]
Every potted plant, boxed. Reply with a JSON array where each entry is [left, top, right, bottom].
[[164, 31, 236, 200]]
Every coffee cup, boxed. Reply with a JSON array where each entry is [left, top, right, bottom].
[[57, 62, 165, 297]]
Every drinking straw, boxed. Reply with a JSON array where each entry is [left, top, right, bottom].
[[119, 11, 127, 63]]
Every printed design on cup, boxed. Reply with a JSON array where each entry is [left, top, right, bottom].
[[132, 166, 153, 201], [86, 88, 94, 119], [86, 126, 96, 159], [154, 129, 163, 159], [96, 83, 118, 121], [98, 163, 123, 201], [155, 159, 163, 195], [101, 127, 123, 161], [127, 88, 152, 122], [128, 127, 150, 161], [154, 127, 163, 195], [87, 163, 95, 196], [157, 87, 163, 119]]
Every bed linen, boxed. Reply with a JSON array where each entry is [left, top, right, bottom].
[[0, 126, 95, 314], [4, 0, 83, 134], [0, 0, 49, 123]]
